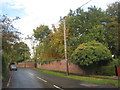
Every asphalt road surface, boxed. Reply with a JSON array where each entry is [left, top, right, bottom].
[[7, 68, 117, 89]]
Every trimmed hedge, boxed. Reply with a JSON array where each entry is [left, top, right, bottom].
[[109, 58, 119, 67], [37, 58, 62, 65], [79, 63, 116, 76], [95, 66, 116, 76], [93, 58, 119, 76]]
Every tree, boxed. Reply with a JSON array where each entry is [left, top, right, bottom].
[[80, 25, 106, 44], [70, 41, 112, 66], [34, 25, 64, 61], [33, 25, 51, 42], [59, 6, 108, 58], [0, 15, 20, 79], [105, 1, 119, 58], [13, 42, 31, 63]]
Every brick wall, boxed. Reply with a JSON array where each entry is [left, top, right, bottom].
[[17, 60, 85, 74], [39, 59, 85, 74], [17, 62, 35, 68]]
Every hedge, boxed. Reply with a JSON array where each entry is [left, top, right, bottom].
[[37, 58, 62, 65], [95, 66, 116, 76]]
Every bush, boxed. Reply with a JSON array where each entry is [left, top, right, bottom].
[[38, 59, 61, 65], [96, 66, 116, 76], [109, 58, 120, 67], [70, 41, 112, 66]]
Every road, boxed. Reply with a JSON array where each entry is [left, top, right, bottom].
[[7, 68, 117, 89]]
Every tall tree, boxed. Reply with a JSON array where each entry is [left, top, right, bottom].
[[105, 1, 119, 58], [34, 25, 64, 61], [13, 42, 31, 63], [33, 25, 51, 42], [59, 6, 108, 58], [0, 15, 20, 79], [33, 25, 51, 60]]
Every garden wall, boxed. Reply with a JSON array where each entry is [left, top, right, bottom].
[[17, 62, 35, 68], [17, 60, 119, 76], [38, 59, 85, 74]]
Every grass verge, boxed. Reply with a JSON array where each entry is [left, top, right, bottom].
[[88, 75, 118, 79], [34, 69, 119, 87]]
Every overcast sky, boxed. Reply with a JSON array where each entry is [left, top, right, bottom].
[[0, 0, 118, 54]]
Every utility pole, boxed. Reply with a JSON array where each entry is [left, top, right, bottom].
[[24, 46, 26, 67], [64, 20, 69, 75], [63, 0, 92, 76], [33, 40, 37, 68], [25, 38, 26, 68]]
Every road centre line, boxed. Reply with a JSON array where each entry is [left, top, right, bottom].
[[36, 76, 63, 89], [25, 71, 47, 83], [36, 76, 47, 82], [53, 85, 64, 90], [25, 71, 34, 76], [28, 72, 34, 76], [25, 71, 63, 89]]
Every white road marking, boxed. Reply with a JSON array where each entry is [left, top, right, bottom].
[[53, 85, 64, 90], [7, 76, 11, 87], [36, 76, 47, 82], [80, 83, 99, 87], [25, 71, 34, 76], [25, 71, 64, 89], [29, 73, 34, 76]]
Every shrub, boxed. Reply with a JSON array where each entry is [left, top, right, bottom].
[[96, 66, 116, 76], [70, 41, 112, 66], [38, 59, 61, 65], [109, 58, 120, 67]]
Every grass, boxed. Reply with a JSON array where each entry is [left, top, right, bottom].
[[88, 75, 118, 79], [34, 69, 119, 87]]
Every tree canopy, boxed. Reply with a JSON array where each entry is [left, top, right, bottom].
[[13, 42, 31, 63], [33, 25, 51, 42], [32, 1, 119, 66], [70, 41, 112, 66]]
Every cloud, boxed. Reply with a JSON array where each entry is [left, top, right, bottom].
[[2, 0, 117, 36], [2, 0, 117, 29]]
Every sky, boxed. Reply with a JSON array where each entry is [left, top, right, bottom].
[[0, 0, 118, 55]]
